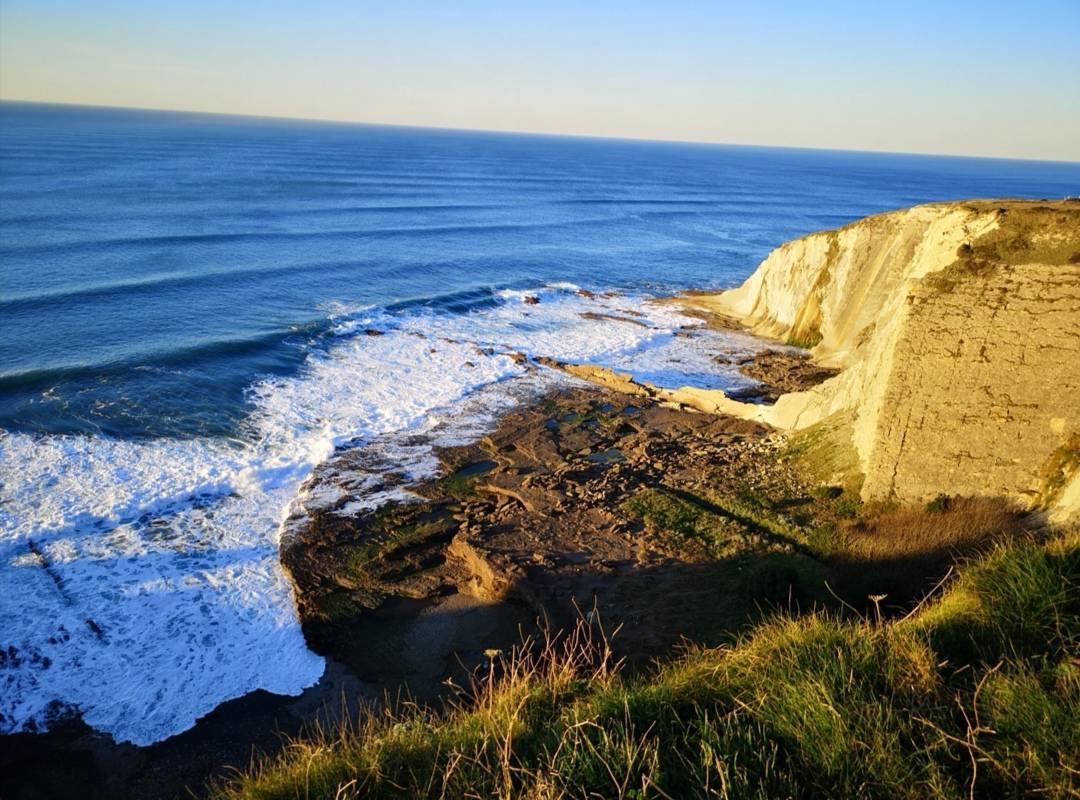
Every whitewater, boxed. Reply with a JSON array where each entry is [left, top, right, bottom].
[[5, 101, 1079, 746], [0, 285, 770, 744]]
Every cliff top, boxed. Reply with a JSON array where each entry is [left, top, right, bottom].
[[839, 197, 1080, 268]]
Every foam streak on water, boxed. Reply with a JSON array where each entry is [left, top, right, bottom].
[[0, 286, 764, 745], [5, 102, 1079, 747]]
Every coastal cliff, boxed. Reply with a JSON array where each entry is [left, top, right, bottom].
[[213, 203, 1080, 800], [685, 200, 1080, 521]]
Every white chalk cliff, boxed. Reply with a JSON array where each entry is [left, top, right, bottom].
[[685, 200, 1080, 522]]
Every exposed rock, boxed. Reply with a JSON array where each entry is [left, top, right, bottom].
[[729, 349, 839, 401], [578, 310, 653, 328], [281, 388, 800, 700], [680, 200, 1080, 521]]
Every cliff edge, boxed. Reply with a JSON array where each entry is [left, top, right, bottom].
[[685, 200, 1080, 522]]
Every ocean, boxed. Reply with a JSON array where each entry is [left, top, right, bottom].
[[2, 100, 1078, 745]]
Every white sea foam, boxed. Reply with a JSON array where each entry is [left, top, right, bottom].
[[0, 285, 765, 745]]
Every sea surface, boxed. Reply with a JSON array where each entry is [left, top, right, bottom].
[[2, 101, 1078, 745]]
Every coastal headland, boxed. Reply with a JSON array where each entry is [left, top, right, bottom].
[[5, 199, 1078, 800]]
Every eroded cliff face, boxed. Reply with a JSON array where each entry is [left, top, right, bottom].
[[687, 200, 1080, 522]]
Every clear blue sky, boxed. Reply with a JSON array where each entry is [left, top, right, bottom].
[[2, 0, 1078, 161]]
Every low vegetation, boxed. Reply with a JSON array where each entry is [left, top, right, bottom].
[[222, 199, 1080, 799], [233, 379, 1071, 799], [925, 201, 1080, 293], [1036, 433, 1080, 511], [214, 519, 1077, 799]]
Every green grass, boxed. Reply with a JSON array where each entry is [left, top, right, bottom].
[[620, 487, 803, 556], [834, 494, 862, 518], [925, 494, 951, 514], [1036, 433, 1080, 510], [621, 488, 736, 552], [212, 530, 1079, 800], [784, 332, 823, 349]]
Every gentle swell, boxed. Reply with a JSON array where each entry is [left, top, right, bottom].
[[0, 215, 637, 260]]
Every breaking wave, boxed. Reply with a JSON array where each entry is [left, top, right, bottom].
[[0, 285, 766, 745]]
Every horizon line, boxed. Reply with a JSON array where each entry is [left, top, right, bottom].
[[3, 96, 1079, 167]]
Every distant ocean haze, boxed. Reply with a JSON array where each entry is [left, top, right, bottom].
[[1, 100, 1078, 745]]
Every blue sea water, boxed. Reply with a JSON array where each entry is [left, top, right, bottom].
[[1, 100, 1078, 745], [4, 102, 1078, 439]]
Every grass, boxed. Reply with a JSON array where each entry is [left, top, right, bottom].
[[620, 487, 803, 556], [778, 411, 862, 497], [821, 497, 1025, 608], [836, 498, 1018, 565], [834, 494, 861, 518], [784, 332, 823, 350], [1036, 433, 1080, 510], [773, 414, 1023, 609], [925, 494, 951, 514], [811, 485, 843, 501], [621, 474, 1023, 616], [922, 201, 1080, 294], [620, 487, 826, 607], [211, 528, 1078, 800], [620, 488, 743, 554]]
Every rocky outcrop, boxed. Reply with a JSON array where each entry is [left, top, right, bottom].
[[280, 387, 807, 698], [684, 200, 1080, 522]]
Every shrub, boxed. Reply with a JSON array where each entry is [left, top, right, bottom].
[[925, 494, 950, 514]]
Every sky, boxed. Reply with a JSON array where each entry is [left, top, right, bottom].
[[1, 0, 1078, 161]]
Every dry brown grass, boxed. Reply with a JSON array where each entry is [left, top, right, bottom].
[[213, 532, 1080, 800], [824, 497, 1027, 610], [842, 497, 1023, 561]]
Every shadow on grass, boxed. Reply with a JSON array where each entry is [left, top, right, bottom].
[[0, 498, 1047, 800], [208, 530, 1079, 800]]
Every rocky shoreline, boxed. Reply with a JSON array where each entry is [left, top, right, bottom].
[[7, 199, 1074, 800], [286, 386, 780, 698], [3, 320, 837, 800], [279, 317, 850, 702]]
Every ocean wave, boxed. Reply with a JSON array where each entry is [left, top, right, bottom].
[[0, 284, 764, 745], [0, 216, 630, 259], [0, 326, 317, 389]]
